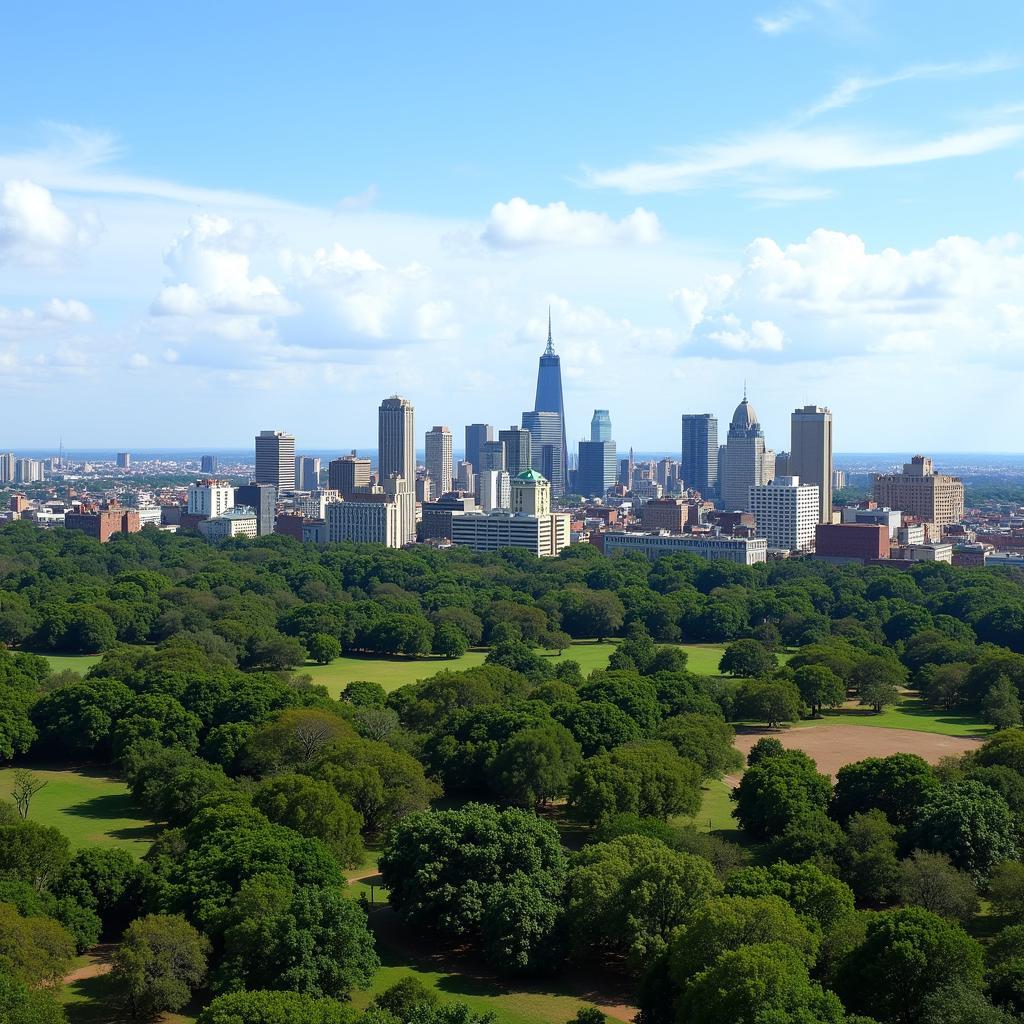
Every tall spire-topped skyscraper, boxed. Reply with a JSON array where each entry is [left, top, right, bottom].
[[531, 308, 567, 496]]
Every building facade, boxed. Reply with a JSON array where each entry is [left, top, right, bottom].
[[680, 413, 718, 495], [577, 440, 617, 498], [511, 469, 551, 516], [326, 496, 403, 547], [591, 409, 612, 442], [465, 423, 495, 472], [187, 480, 235, 519], [521, 410, 565, 497], [815, 523, 890, 563], [328, 453, 371, 496], [425, 425, 453, 495], [234, 483, 277, 536], [789, 405, 833, 524], [378, 395, 416, 487], [198, 507, 259, 541], [749, 475, 820, 552], [498, 426, 532, 477], [479, 469, 511, 512], [598, 530, 767, 565], [451, 510, 570, 557], [255, 430, 296, 492], [872, 456, 965, 527], [295, 456, 321, 491], [721, 396, 774, 512], [532, 312, 568, 497]]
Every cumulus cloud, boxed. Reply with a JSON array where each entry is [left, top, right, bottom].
[[152, 215, 295, 318], [481, 197, 662, 248], [0, 179, 98, 264], [675, 227, 1024, 361], [42, 298, 93, 323]]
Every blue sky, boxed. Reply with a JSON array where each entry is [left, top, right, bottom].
[[1, 0, 1023, 451]]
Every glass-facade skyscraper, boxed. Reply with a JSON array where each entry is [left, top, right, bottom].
[[591, 410, 612, 442], [681, 413, 718, 496], [532, 312, 567, 496]]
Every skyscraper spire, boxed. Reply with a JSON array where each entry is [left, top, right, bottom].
[[545, 306, 554, 355]]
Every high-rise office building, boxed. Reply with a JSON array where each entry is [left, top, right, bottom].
[[721, 394, 774, 512], [521, 410, 564, 497], [188, 480, 235, 519], [789, 405, 833, 524], [511, 469, 551, 516], [200, 455, 218, 474], [749, 476, 820, 552], [464, 423, 494, 472], [478, 440, 506, 472], [456, 461, 475, 493], [295, 456, 321, 491], [591, 410, 612, 443], [328, 452, 371, 495], [498, 426, 531, 477], [235, 482, 277, 536], [532, 311, 568, 496], [255, 430, 296, 492], [378, 396, 415, 486], [425, 426, 453, 494], [577, 440, 617, 497], [681, 414, 718, 495], [872, 456, 965, 527], [116, 452, 131, 469]]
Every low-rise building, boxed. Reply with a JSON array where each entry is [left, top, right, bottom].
[[595, 530, 767, 564], [814, 523, 890, 564], [64, 501, 141, 543], [451, 510, 570, 557], [198, 506, 259, 541]]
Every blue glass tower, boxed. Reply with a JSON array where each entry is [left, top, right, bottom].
[[532, 310, 567, 495]]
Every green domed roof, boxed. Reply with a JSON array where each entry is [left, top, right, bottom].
[[515, 469, 547, 482]]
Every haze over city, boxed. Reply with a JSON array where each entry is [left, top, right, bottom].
[[3, 2, 1024, 450]]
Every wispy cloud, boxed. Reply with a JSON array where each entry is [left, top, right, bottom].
[[804, 55, 1020, 119], [586, 124, 1024, 194], [755, 0, 863, 36], [756, 8, 811, 35]]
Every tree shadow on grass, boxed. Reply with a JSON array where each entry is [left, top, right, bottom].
[[63, 793, 141, 820], [107, 824, 161, 843]]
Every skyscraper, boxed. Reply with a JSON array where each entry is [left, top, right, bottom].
[[464, 423, 494, 472], [478, 440, 506, 472], [591, 410, 612, 443], [295, 456, 321, 491], [789, 405, 833, 524], [425, 426, 453, 495], [235, 482, 277, 536], [532, 311, 567, 496], [521, 410, 564, 497], [721, 394, 774, 512], [255, 430, 296, 492], [498, 426, 531, 477], [200, 454, 218, 474], [378, 396, 415, 485], [328, 452, 371, 495], [577, 440, 617, 497], [681, 414, 718, 495]]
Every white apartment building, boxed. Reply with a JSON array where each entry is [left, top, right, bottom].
[[188, 480, 235, 519], [451, 510, 571, 557], [479, 470, 511, 512], [326, 496, 405, 547], [749, 475, 819, 552]]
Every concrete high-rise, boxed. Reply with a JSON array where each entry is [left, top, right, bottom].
[[789, 405, 833, 524], [328, 453, 371, 495], [872, 456, 965, 527], [591, 410, 612, 443], [255, 430, 296, 492], [378, 396, 415, 486], [295, 456, 321, 491], [200, 455, 218, 474], [681, 414, 718, 495], [499, 426, 531, 477], [749, 475, 820, 552], [532, 311, 568, 496], [465, 424, 494, 472], [116, 452, 131, 469], [425, 426, 453, 495], [235, 482, 277, 536], [479, 440, 506, 472], [188, 480, 235, 519], [721, 394, 774, 512], [521, 409, 564, 497], [479, 469, 511, 512]]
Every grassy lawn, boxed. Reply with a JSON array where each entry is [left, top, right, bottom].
[[682, 778, 738, 835], [811, 695, 990, 737], [0, 767, 157, 856], [304, 641, 741, 697], [41, 653, 103, 675], [60, 965, 199, 1024]]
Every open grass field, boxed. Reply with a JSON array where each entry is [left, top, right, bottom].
[[303, 641, 736, 696], [0, 767, 157, 856], [41, 653, 103, 675], [810, 694, 991, 737], [683, 778, 738, 835]]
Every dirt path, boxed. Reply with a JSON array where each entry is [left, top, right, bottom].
[[732, 723, 984, 778], [63, 944, 115, 985]]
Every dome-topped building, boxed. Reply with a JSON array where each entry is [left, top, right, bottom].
[[511, 468, 551, 516], [720, 390, 775, 512]]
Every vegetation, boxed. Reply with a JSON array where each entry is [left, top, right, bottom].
[[0, 524, 1021, 1021]]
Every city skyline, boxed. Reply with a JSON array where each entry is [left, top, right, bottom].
[[2, 3, 1024, 449]]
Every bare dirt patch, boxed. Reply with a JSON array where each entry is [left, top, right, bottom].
[[732, 724, 984, 778]]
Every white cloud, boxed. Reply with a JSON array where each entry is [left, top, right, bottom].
[[152, 215, 296, 318], [804, 56, 1019, 119], [480, 197, 662, 248], [337, 185, 379, 211], [742, 185, 835, 203], [0, 179, 98, 264], [676, 228, 1024, 362], [756, 8, 811, 34], [42, 298, 93, 323], [586, 124, 1024, 194]]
